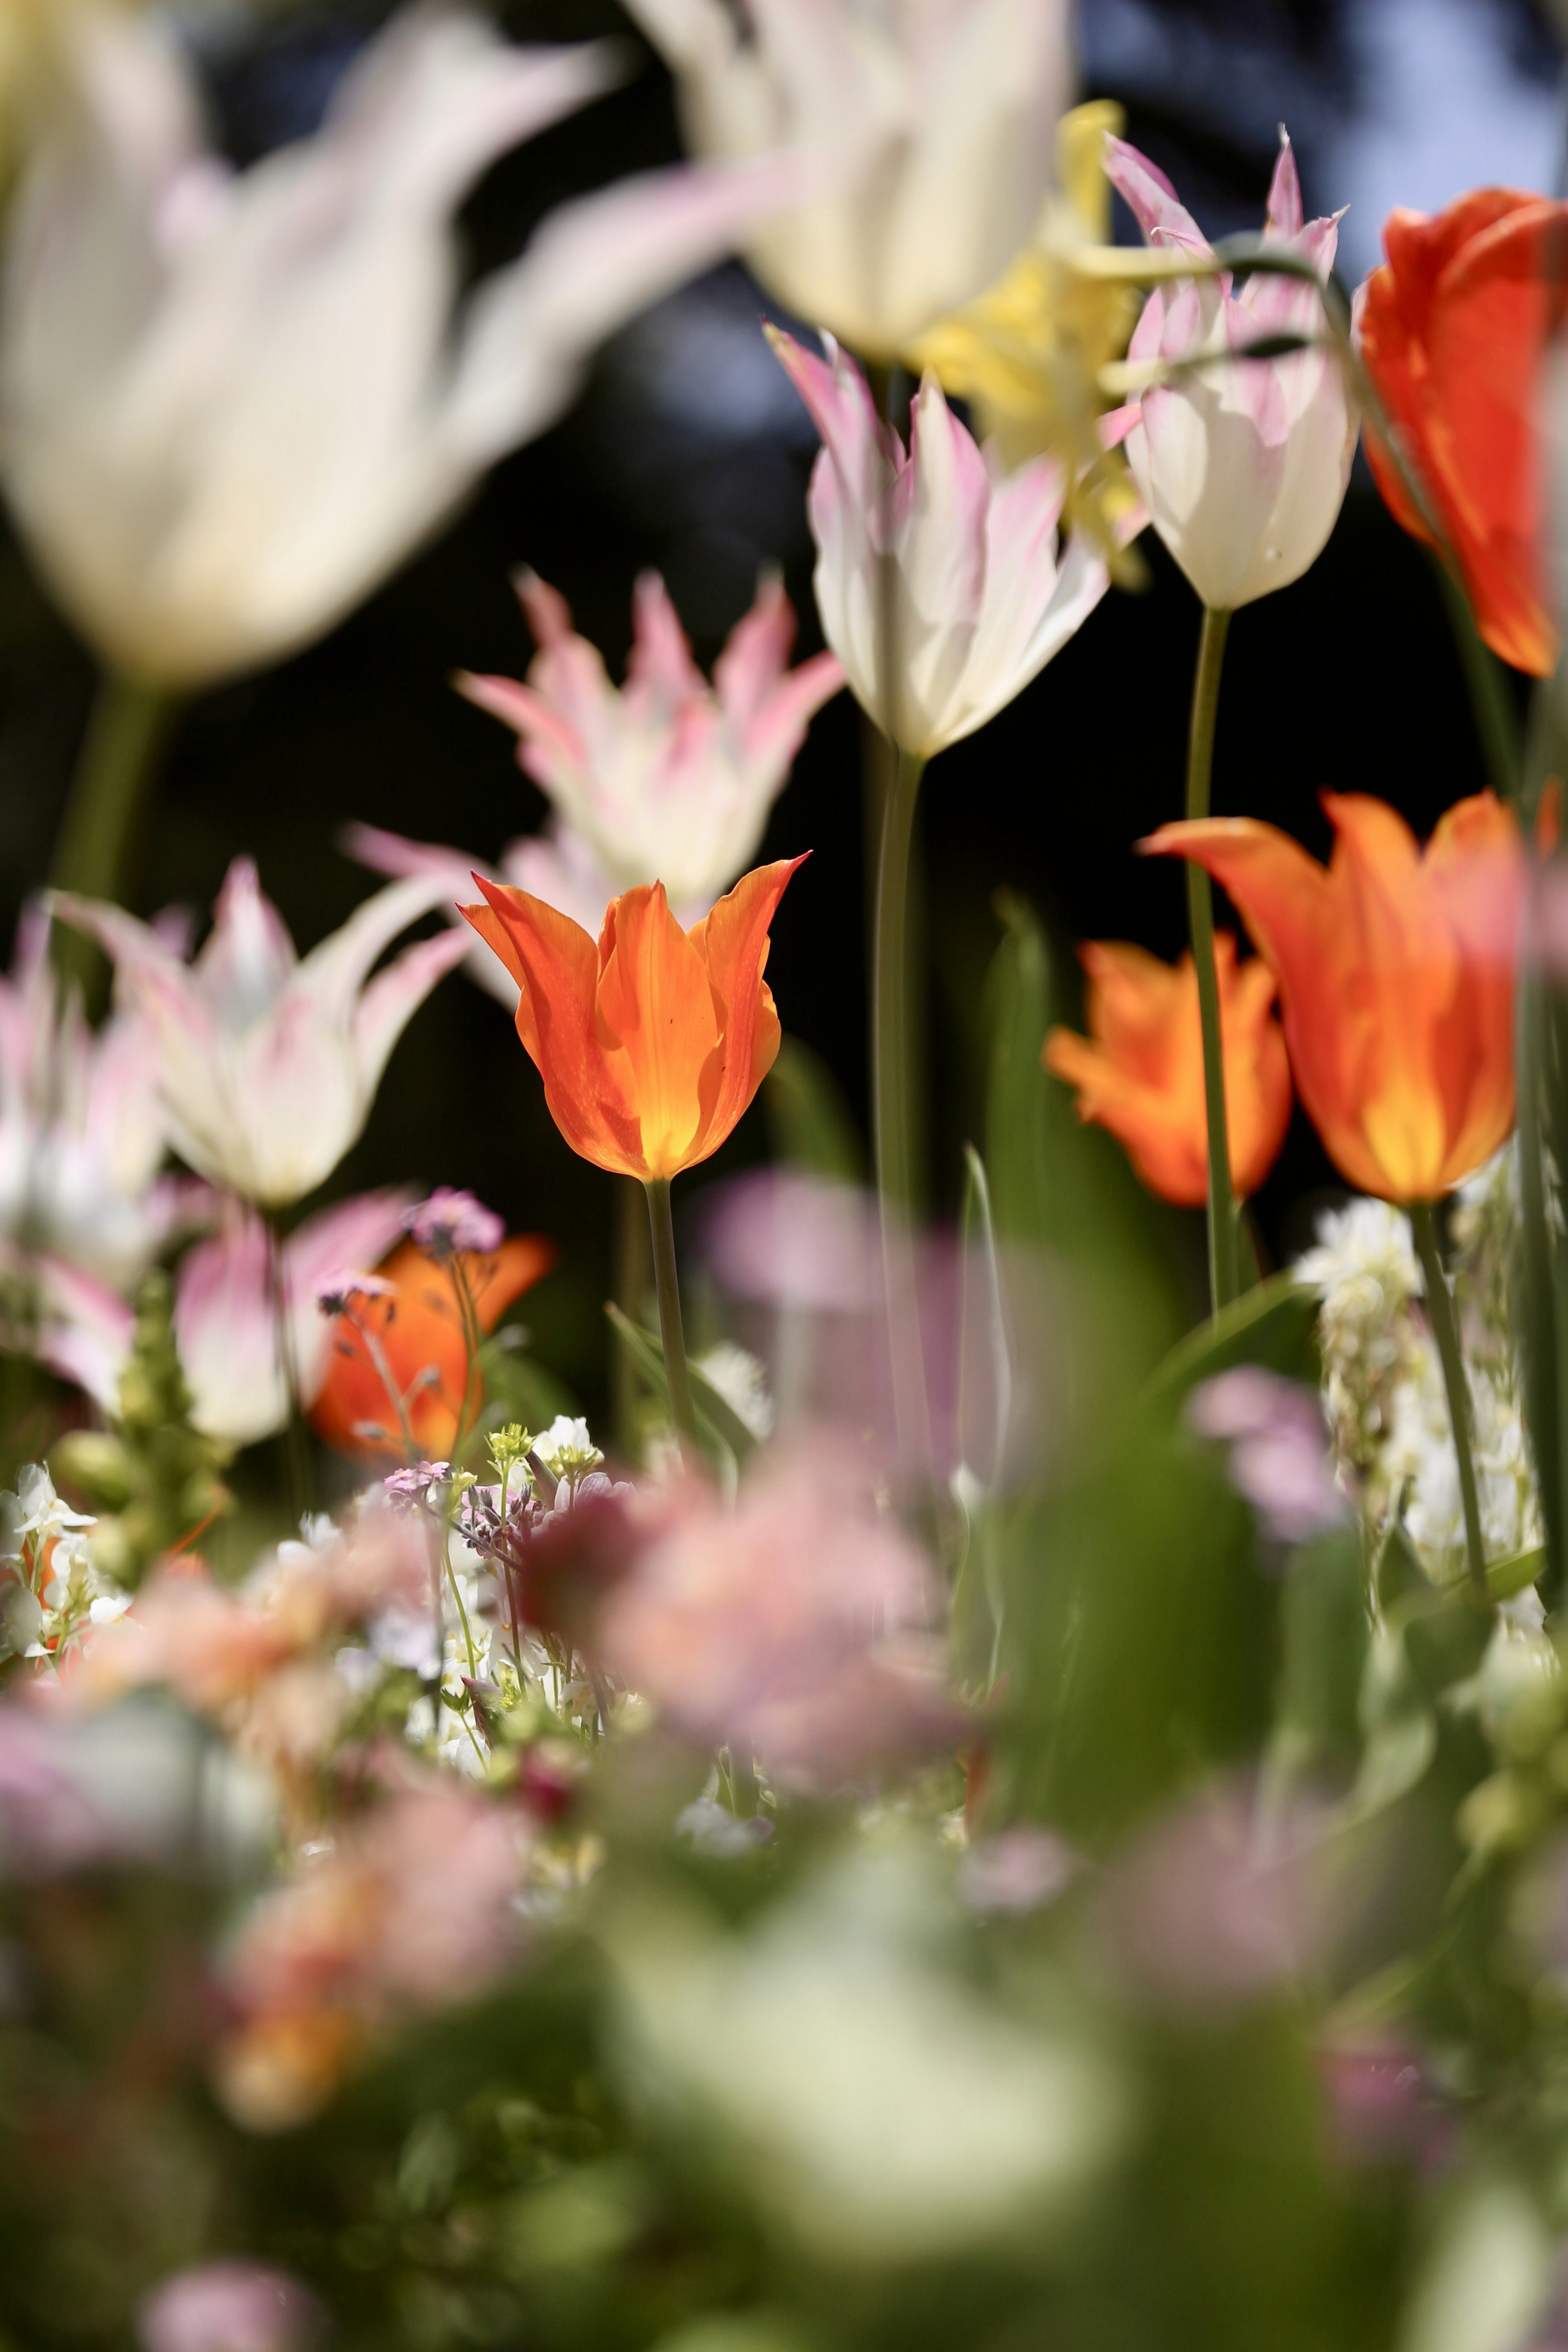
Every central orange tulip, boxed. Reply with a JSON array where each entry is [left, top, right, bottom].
[[1143, 792, 1524, 1203], [461, 860, 806, 1179], [1044, 935, 1292, 1207], [1358, 189, 1568, 676]]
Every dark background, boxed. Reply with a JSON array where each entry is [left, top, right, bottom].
[[4, 0, 1559, 1420]]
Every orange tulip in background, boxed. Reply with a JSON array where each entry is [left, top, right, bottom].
[[461, 860, 806, 1180], [1044, 935, 1292, 1207], [1358, 188, 1568, 676], [1143, 791, 1524, 1203], [311, 1236, 554, 1461]]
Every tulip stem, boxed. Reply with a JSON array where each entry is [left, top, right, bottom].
[[1185, 605, 1240, 1316], [644, 1178, 700, 1466], [265, 1211, 314, 1530], [49, 671, 178, 1008], [874, 747, 935, 1479], [1410, 1200, 1488, 1597]]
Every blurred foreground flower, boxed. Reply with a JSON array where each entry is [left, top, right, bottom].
[[770, 327, 1116, 757], [217, 1780, 528, 2129], [138, 2261, 323, 2352], [0, 6, 817, 688], [1146, 792, 1524, 1202], [598, 1446, 958, 1791], [1102, 131, 1357, 612], [463, 861, 803, 1181], [54, 859, 468, 1206], [1358, 188, 1568, 675], [312, 1225, 555, 1461], [909, 100, 1143, 566], [621, 0, 1071, 359], [1044, 933, 1290, 1206], [0, 904, 207, 1290], [1186, 1367, 1345, 1545], [457, 569, 843, 914]]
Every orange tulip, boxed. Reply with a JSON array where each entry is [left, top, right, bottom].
[[1044, 935, 1291, 1207], [461, 860, 806, 1180], [311, 1236, 554, 1461], [1143, 792, 1525, 1203], [1358, 188, 1568, 675]]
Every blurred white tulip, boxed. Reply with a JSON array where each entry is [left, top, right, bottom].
[[51, 859, 468, 1208], [0, 3, 816, 687], [622, 0, 1073, 359]]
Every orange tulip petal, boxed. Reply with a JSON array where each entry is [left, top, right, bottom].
[[595, 883, 720, 1180], [686, 855, 806, 1167]]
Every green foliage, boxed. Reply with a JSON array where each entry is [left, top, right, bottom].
[[765, 1036, 866, 1185], [51, 1269, 232, 1584]]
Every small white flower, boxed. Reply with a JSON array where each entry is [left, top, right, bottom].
[[88, 1592, 131, 1626], [695, 1342, 776, 1443], [535, 1416, 604, 1477]]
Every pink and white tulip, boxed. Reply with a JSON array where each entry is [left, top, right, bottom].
[[52, 861, 468, 1208], [40, 1190, 412, 1447], [1102, 131, 1358, 612], [770, 327, 1118, 757], [0, 7, 820, 687], [0, 906, 207, 1292], [622, 0, 1072, 357], [457, 569, 842, 911]]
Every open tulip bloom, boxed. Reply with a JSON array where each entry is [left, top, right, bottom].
[[0, 4, 822, 690], [1102, 131, 1358, 615], [621, 0, 1073, 360], [52, 859, 470, 1209], [1045, 934, 1292, 1209]]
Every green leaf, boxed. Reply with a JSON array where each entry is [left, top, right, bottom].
[[765, 1035, 865, 1184], [604, 1304, 753, 1481], [956, 1143, 1009, 1491], [1143, 1272, 1319, 1416]]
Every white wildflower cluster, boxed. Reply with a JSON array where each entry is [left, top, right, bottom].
[[0, 1462, 128, 1665], [697, 1343, 777, 1442], [1295, 1150, 1544, 1590]]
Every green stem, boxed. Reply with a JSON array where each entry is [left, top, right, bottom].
[[873, 748, 935, 1479], [1516, 966, 1563, 1600], [49, 671, 177, 1004], [1430, 553, 1522, 804], [613, 1174, 650, 1454], [1410, 1200, 1488, 1597], [1185, 605, 1239, 1316], [644, 1177, 699, 1463], [265, 1212, 313, 1530]]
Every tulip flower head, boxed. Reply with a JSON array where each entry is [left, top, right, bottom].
[[1357, 188, 1568, 676], [770, 327, 1116, 757], [621, 0, 1072, 358], [1044, 935, 1292, 1207], [0, 6, 815, 687], [457, 569, 843, 911], [1102, 131, 1358, 612], [53, 860, 470, 1207], [1144, 792, 1525, 1203], [461, 860, 805, 1181]]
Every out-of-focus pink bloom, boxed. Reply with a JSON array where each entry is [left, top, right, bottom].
[[957, 1826, 1080, 1916], [598, 1445, 961, 1791], [138, 2260, 323, 2352], [622, 0, 1072, 358], [0, 906, 209, 1290], [458, 568, 842, 909], [1099, 1780, 1337, 2015], [41, 1190, 410, 1445], [53, 860, 468, 1207], [770, 326, 1117, 757], [346, 818, 623, 1005], [216, 1781, 528, 2129], [0, 6, 824, 688], [1186, 1365, 1347, 1545], [1101, 131, 1357, 610], [1317, 2032, 1434, 2168], [403, 1187, 505, 1259]]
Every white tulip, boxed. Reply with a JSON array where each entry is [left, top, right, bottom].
[[621, 0, 1073, 358], [0, 3, 811, 687]]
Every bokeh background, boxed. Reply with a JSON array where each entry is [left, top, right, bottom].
[[6, 0, 1561, 1423]]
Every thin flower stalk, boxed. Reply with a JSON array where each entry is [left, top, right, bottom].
[[1184, 607, 1240, 1314], [645, 1177, 700, 1464], [1409, 1202, 1488, 1596]]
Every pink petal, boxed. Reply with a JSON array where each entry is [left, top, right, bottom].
[[456, 668, 589, 782], [735, 648, 846, 776], [34, 1255, 134, 1411], [341, 821, 494, 895], [626, 572, 707, 712], [1264, 131, 1304, 242], [284, 1186, 415, 1399], [1100, 402, 1142, 450], [194, 858, 298, 1030], [514, 568, 574, 648], [767, 325, 901, 520], [713, 570, 797, 729], [1104, 134, 1209, 252], [351, 925, 472, 1096], [296, 873, 466, 1027]]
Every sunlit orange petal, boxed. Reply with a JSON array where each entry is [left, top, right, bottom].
[[595, 883, 719, 1180]]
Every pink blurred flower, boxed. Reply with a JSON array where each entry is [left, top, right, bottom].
[[1101, 130, 1357, 610], [0, 905, 210, 1291], [0, 5, 824, 689], [137, 2261, 321, 2352], [957, 1826, 1080, 1916], [403, 1187, 505, 1258], [52, 860, 468, 1208], [1317, 2032, 1435, 2168], [459, 568, 842, 907], [598, 1444, 961, 1791], [216, 1781, 529, 2129], [39, 1190, 412, 1446], [769, 326, 1118, 757], [1186, 1365, 1346, 1545]]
